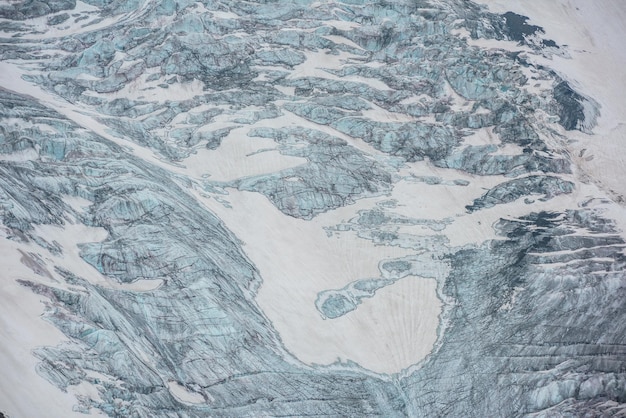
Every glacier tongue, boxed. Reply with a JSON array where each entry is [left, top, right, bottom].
[[1, 0, 625, 416]]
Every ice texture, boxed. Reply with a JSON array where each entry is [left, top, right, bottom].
[[233, 127, 394, 218], [400, 210, 626, 416], [466, 175, 575, 212], [1, 89, 405, 416], [1, 0, 625, 416]]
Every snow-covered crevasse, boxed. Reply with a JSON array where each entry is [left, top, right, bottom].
[[1, 0, 625, 416]]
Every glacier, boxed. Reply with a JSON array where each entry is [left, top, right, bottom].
[[1, 0, 625, 416]]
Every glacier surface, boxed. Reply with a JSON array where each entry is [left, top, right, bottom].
[[0, 0, 625, 416]]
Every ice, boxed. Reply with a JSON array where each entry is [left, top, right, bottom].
[[1, 0, 625, 416]]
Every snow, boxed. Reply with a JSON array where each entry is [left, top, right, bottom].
[[106, 75, 206, 103], [361, 101, 418, 122], [0, 59, 442, 374], [195, 187, 442, 374], [289, 49, 392, 91], [167, 381, 206, 404], [474, 0, 626, 201], [0, 61, 196, 176], [183, 126, 307, 181], [0, 228, 103, 418], [1, 0, 626, 414]]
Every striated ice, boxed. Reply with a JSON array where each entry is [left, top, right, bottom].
[[232, 127, 393, 218], [466, 175, 575, 212]]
